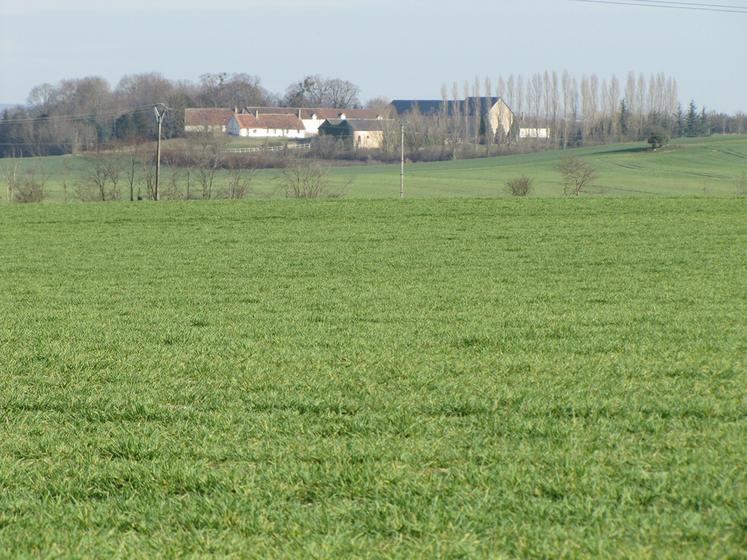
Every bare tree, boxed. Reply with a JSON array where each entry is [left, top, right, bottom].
[[2, 152, 20, 203], [190, 133, 225, 199], [81, 153, 110, 201], [451, 81, 461, 148], [285, 75, 360, 108], [558, 156, 597, 196], [281, 161, 343, 198], [62, 157, 70, 203], [496, 76, 506, 101], [736, 172, 747, 196], [224, 168, 255, 199], [561, 71, 573, 149], [13, 167, 47, 203], [125, 153, 138, 202], [103, 156, 122, 200], [463, 80, 470, 142]]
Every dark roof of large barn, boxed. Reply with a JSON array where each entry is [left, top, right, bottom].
[[391, 97, 507, 117], [321, 118, 389, 132]]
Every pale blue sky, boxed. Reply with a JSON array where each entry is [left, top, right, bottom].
[[0, 0, 745, 112]]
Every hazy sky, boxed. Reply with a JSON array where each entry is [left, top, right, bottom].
[[0, 0, 745, 112]]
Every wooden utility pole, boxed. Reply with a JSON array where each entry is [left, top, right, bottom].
[[154, 105, 168, 201], [400, 122, 405, 199]]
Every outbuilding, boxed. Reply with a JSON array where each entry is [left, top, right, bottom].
[[318, 118, 388, 148]]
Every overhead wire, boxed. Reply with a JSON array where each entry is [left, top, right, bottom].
[[571, 0, 747, 12], [635, 0, 747, 8], [0, 105, 161, 125]]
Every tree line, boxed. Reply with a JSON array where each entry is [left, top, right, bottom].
[[2, 69, 745, 161], [393, 71, 746, 158], [0, 73, 361, 157]]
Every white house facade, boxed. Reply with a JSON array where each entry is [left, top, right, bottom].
[[227, 114, 306, 139], [519, 127, 551, 139]]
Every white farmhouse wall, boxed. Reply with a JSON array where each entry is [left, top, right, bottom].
[[302, 117, 323, 135], [519, 127, 551, 139], [244, 128, 305, 139]]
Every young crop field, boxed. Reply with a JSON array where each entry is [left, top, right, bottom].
[[0, 197, 745, 557], [4, 134, 747, 202]]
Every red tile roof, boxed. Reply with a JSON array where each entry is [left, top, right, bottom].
[[243, 107, 384, 120], [233, 113, 304, 130], [184, 108, 235, 127]]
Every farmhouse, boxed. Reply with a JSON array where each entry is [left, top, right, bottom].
[[184, 106, 387, 138], [391, 97, 515, 138], [227, 113, 306, 139], [318, 118, 388, 148], [184, 108, 236, 133]]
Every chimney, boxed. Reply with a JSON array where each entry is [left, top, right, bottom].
[[233, 106, 238, 114], [255, 109, 259, 118], [298, 109, 302, 119]]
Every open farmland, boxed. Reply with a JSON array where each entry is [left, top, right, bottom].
[[0, 198, 745, 557], [4, 134, 747, 202]]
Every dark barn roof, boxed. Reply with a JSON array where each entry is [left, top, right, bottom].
[[391, 97, 506, 117], [320, 118, 388, 133]]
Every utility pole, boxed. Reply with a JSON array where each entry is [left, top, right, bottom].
[[154, 105, 168, 201], [400, 122, 405, 199]]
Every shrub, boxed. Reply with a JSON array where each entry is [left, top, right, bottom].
[[646, 127, 670, 150], [13, 169, 46, 203], [13, 182, 45, 203], [736, 172, 747, 196], [281, 161, 344, 199], [505, 175, 533, 196], [558, 156, 597, 196]]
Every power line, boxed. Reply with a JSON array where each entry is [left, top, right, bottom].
[[571, 0, 747, 12], [637, 0, 747, 9], [0, 106, 162, 125]]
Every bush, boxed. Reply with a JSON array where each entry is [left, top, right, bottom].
[[13, 169, 46, 203], [736, 172, 747, 196], [281, 161, 344, 199], [13, 182, 45, 203], [505, 175, 533, 196], [646, 127, 670, 150]]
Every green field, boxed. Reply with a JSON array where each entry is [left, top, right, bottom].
[[1, 198, 745, 557], [4, 134, 747, 202]]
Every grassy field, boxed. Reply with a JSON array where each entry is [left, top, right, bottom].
[[0, 198, 745, 557], [4, 134, 747, 202]]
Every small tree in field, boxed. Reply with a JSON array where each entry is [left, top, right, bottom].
[[646, 127, 670, 150], [505, 175, 533, 196], [13, 168, 47, 203], [736, 172, 747, 196], [281, 161, 327, 198], [280, 161, 344, 199], [558, 156, 597, 196], [224, 168, 254, 199]]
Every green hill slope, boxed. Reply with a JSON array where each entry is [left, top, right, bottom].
[[3, 135, 746, 202]]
